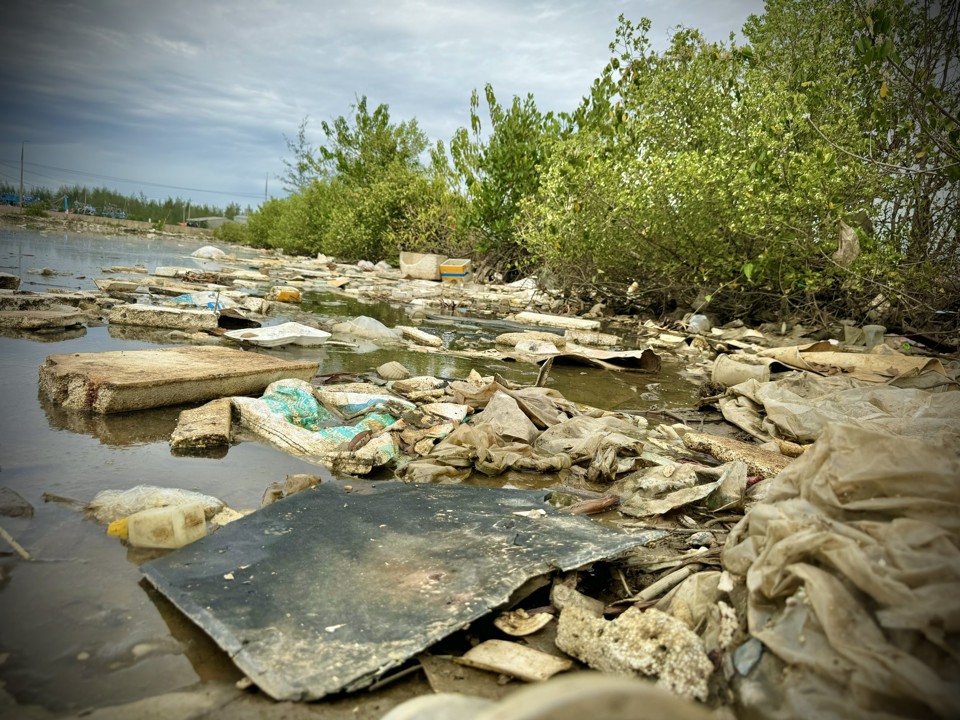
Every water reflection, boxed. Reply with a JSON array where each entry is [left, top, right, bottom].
[[0, 326, 87, 343], [39, 391, 184, 446]]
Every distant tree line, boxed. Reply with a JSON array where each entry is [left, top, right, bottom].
[[0, 182, 251, 223]]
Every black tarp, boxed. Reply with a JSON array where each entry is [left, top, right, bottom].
[[142, 482, 645, 701]]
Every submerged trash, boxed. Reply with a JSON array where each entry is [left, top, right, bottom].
[[107, 502, 208, 549], [86, 485, 225, 525]]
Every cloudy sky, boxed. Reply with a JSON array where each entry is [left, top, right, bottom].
[[0, 1, 765, 212]]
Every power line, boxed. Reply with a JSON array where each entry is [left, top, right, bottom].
[[0, 159, 266, 199]]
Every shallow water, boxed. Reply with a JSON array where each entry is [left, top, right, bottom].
[[0, 226, 699, 712]]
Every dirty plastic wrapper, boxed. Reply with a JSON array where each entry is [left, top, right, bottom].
[[261, 383, 332, 431], [231, 394, 398, 472], [718, 372, 960, 443], [722, 422, 960, 720], [87, 485, 225, 524]]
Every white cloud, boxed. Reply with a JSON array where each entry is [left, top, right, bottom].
[[0, 0, 765, 208]]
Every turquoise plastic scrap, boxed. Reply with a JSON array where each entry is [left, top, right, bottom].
[[261, 385, 333, 431], [313, 412, 398, 443]]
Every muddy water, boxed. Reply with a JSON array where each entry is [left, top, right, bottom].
[[0, 226, 698, 713]]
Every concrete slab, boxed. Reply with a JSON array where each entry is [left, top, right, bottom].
[[170, 398, 234, 450], [107, 303, 219, 332], [0, 308, 87, 330], [38, 346, 320, 414], [0, 291, 90, 311]]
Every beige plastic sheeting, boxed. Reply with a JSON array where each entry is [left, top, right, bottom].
[[722, 422, 960, 720], [398, 413, 649, 483], [718, 372, 960, 443], [758, 341, 952, 387]]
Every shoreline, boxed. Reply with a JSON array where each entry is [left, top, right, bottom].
[[0, 204, 214, 240]]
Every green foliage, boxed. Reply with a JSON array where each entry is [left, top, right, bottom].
[[213, 220, 250, 245], [450, 85, 558, 276], [280, 116, 319, 193], [248, 5, 956, 329], [23, 204, 48, 217]]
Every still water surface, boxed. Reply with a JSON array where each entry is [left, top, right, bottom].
[[0, 226, 697, 712]]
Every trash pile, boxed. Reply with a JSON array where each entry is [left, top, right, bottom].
[[92, 322, 958, 717], [7, 241, 960, 718]]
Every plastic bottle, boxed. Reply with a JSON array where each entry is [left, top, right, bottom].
[[124, 503, 208, 549], [687, 314, 711, 334]]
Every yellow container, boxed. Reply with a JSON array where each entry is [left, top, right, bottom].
[[125, 503, 208, 549], [439, 259, 471, 283]]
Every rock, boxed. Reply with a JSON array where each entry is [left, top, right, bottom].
[[169, 398, 233, 450], [555, 606, 714, 702], [0, 487, 33, 518]]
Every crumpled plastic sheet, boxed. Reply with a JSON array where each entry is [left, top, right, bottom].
[[535, 414, 647, 482], [719, 372, 960, 443], [398, 422, 572, 480], [261, 382, 332, 431], [722, 422, 960, 719], [86, 485, 225, 524], [398, 410, 651, 483], [614, 461, 747, 518], [449, 380, 578, 428], [231, 379, 400, 473]]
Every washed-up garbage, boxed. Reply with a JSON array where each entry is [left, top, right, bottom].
[[717, 372, 960, 443], [261, 380, 331, 430], [331, 315, 400, 340], [224, 321, 331, 347], [455, 639, 572, 682], [231, 379, 402, 474], [450, 378, 578, 428], [191, 245, 226, 259], [169, 291, 237, 310], [614, 461, 748, 518], [314, 388, 416, 417], [141, 482, 652, 701], [758, 340, 954, 387], [86, 485, 225, 524], [504, 345, 662, 373], [107, 502, 207, 549], [722, 423, 960, 719]]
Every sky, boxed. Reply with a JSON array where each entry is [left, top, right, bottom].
[[0, 0, 766, 213]]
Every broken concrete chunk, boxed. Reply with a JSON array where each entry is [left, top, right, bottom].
[[555, 606, 714, 702], [107, 303, 219, 332], [169, 398, 233, 450], [38, 346, 319, 413], [396, 325, 444, 348], [455, 639, 572, 682]]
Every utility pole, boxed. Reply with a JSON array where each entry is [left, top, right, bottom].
[[18, 142, 24, 213], [264, 172, 268, 203]]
